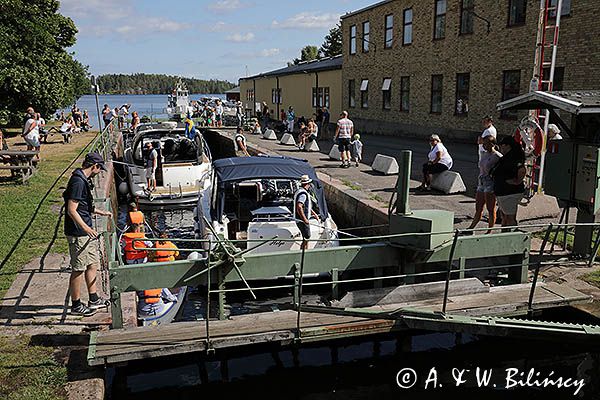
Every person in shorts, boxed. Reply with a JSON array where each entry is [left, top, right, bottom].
[[334, 111, 353, 168], [467, 136, 502, 233], [22, 107, 40, 157], [64, 152, 112, 316], [491, 136, 527, 228], [145, 142, 158, 192]]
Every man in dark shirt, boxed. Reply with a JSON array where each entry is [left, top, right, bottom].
[[64, 152, 112, 316]]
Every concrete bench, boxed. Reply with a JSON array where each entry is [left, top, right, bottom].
[[328, 145, 341, 160], [304, 140, 320, 152], [263, 129, 277, 140], [279, 133, 296, 146], [371, 154, 399, 175], [430, 170, 466, 194]]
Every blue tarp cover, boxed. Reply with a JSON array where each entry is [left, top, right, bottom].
[[212, 155, 329, 221]]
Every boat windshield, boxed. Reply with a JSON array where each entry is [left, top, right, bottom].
[[133, 131, 204, 165]]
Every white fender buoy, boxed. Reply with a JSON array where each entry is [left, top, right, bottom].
[[118, 182, 129, 194]]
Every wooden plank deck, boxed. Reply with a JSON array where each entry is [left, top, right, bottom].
[[89, 282, 592, 366]]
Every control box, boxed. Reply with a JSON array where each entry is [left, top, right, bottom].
[[544, 140, 600, 213]]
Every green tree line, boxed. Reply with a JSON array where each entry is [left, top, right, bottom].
[[0, 0, 89, 126], [96, 74, 236, 95]]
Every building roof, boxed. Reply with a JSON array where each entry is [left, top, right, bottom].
[[341, 0, 390, 19], [240, 55, 342, 81], [497, 91, 600, 114], [225, 86, 240, 94]]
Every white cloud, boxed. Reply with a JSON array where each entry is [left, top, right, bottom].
[[59, 0, 132, 20], [115, 17, 192, 35], [225, 32, 255, 42], [208, 0, 245, 13], [272, 12, 340, 30], [260, 48, 280, 57], [206, 21, 229, 32]]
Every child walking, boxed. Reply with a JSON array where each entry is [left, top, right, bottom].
[[350, 134, 363, 167]]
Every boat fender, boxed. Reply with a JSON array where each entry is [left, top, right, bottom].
[[187, 251, 201, 260], [118, 182, 129, 195]]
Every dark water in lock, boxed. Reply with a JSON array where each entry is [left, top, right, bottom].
[[111, 199, 600, 399]]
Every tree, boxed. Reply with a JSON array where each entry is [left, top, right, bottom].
[[319, 22, 342, 58], [292, 45, 320, 65], [0, 0, 89, 125]]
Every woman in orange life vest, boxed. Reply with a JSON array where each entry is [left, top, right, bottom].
[[127, 202, 145, 227], [152, 231, 180, 262], [121, 223, 153, 265]]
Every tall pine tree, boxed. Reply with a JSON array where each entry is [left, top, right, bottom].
[[319, 22, 342, 58]]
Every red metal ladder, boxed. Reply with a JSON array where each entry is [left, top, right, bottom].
[[527, 0, 564, 198]]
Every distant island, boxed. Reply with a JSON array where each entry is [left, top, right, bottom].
[[95, 73, 236, 95]]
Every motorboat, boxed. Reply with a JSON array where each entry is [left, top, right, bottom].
[[166, 79, 194, 120], [195, 155, 339, 254], [124, 121, 213, 207], [137, 287, 187, 327]]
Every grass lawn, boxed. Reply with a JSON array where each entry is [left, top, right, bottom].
[[0, 129, 100, 400], [0, 336, 67, 400], [583, 270, 600, 288], [0, 129, 99, 299]]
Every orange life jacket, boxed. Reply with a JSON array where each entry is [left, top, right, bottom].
[[154, 241, 179, 262], [128, 211, 144, 225], [142, 288, 162, 304], [123, 232, 148, 260]]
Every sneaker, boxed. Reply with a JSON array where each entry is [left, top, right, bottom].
[[339, 163, 346, 168], [88, 297, 111, 310], [355, 161, 359, 167], [71, 303, 97, 317]]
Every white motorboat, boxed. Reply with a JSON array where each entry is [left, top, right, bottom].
[[124, 122, 212, 207], [195, 155, 339, 254], [166, 79, 194, 120]]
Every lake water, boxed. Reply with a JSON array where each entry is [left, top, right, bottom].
[[61, 93, 226, 129]]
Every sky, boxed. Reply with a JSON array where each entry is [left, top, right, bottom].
[[59, 0, 375, 84]]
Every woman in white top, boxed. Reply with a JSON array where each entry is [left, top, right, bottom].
[[417, 134, 453, 191]]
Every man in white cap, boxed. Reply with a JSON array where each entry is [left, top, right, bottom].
[[294, 175, 320, 250]]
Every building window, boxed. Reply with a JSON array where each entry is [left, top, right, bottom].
[[550, 0, 571, 17], [246, 89, 255, 102], [501, 70, 521, 119], [382, 78, 392, 110], [460, 0, 474, 34], [430, 75, 443, 114], [508, 0, 527, 26], [350, 25, 357, 55], [403, 8, 413, 45], [542, 66, 565, 91], [384, 14, 394, 48], [271, 88, 281, 104], [312, 87, 331, 108], [349, 80, 356, 108], [455, 73, 470, 116], [360, 79, 369, 108], [400, 76, 410, 112], [362, 21, 370, 52], [434, 0, 447, 39]]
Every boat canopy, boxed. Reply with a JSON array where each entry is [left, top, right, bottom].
[[212, 155, 329, 222]]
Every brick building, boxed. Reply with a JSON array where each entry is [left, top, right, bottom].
[[341, 0, 600, 141], [239, 57, 342, 128]]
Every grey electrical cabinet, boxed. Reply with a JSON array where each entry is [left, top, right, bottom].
[[544, 140, 600, 213], [574, 144, 600, 213]]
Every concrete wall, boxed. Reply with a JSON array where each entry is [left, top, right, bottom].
[[341, 0, 600, 141]]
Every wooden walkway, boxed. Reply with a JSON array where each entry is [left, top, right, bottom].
[[89, 280, 592, 366]]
